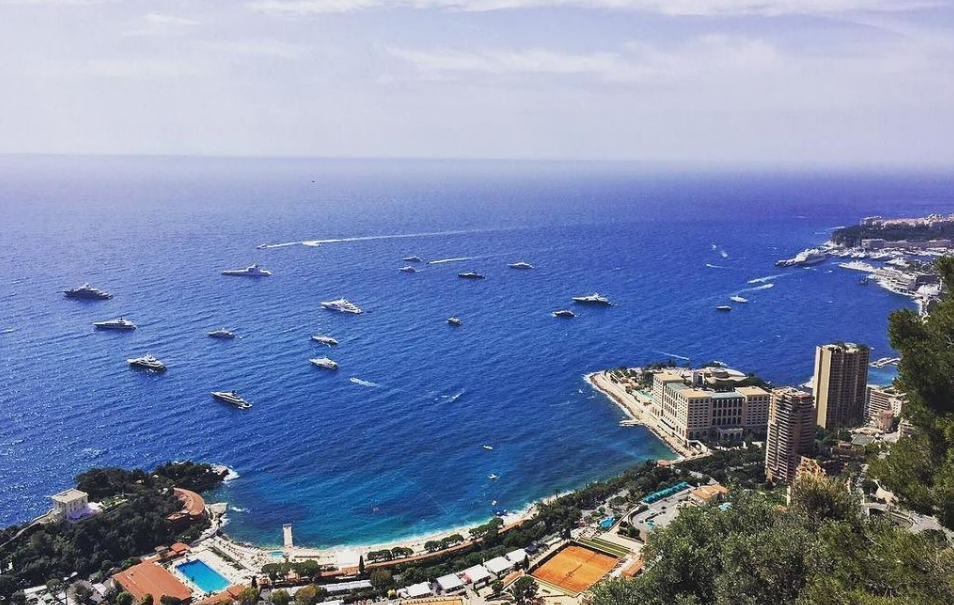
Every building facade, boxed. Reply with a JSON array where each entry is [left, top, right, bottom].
[[765, 387, 817, 484], [50, 489, 89, 521], [651, 371, 771, 443], [867, 385, 906, 426], [812, 343, 870, 429]]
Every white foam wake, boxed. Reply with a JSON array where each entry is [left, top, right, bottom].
[[747, 274, 783, 284], [427, 257, 474, 265], [350, 377, 382, 388], [302, 229, 484, 247], [657, 351, 691, 361]]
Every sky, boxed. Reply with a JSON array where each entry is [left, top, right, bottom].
[[0, 0, 953, 165]]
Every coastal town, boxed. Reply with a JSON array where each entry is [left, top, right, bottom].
[[2, 328, 945, 605]]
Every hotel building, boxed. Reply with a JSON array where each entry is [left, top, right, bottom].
[[651, 370, 771, 444], [812, 343, 870, 429], [765, 387, 817, 484]]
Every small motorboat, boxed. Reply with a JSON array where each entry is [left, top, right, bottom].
[[716, 305, 732, 312], [447, 317, 463, 327]]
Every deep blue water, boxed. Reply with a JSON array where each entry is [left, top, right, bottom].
[[1, 157, 952, 547]]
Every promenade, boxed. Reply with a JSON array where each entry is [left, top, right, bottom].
[[586, 370, 709, 460]]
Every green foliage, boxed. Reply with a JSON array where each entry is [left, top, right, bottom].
[[115, 592, 133, 605], [870, 255, 954, 528], [0, 463, 224, 601], [590, 477, 954, 605], [368, 568, 393, 590], [268, 589, 290, 605], [292, 584, 321, 605], [507, 575, 538, 605]]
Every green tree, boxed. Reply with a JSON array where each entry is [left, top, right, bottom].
[[158, 597, 181, 605], [115, 592, 134, 605], [234, 587, 259, 605], [490, 579, 503, 597], [871, 255, 954, 528], [293, 585, 318, 605], [268, 590, 290, 605], [368, 568, 393, 590], [507, 576, 538, 605], [139, 595, 153, 605]]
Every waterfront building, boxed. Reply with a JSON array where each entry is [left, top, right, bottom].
[[812, 343, 870, 429], [765, 387, 816, 484], [650, 370, 770, 444], [867, 385, 906, 427], [50, 489, 89, 522]]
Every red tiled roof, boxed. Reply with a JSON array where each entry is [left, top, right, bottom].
[[113, 562, 192, 603]]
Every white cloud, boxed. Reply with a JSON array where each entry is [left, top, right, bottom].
[[82, 57, 204, 78], [247, 0, 937, 17], [388, 35, 778, 83], [124, 13, 199, 37], [200, 40, 306, 60]]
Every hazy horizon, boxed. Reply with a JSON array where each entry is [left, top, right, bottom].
[[1, 0, 953, 166]]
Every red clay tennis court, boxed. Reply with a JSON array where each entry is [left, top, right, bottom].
[[531, 544, 618, 595]]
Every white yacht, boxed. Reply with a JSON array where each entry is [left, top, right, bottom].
[[775, 249, 827, 267], [310, 357, 339, 371], [321, 298, 364, 314], [211, 390, 252, 409], [729, 296, 749, 304], [127, 354, 166, 372], [400, 266, 417, 273], [572, 293, 611, 305], [208, 329, 235, 339], [482, 445, 494, 451], [488, 473, 499, 481], [552, 309, 576, 318], [716, 305, 732, 312], [93, 317, 137, 330], [403, 255, 423, 263], [221, 264, 272, 277], [447, 316, 463, 326], [311, 335, 339, 346], [508, 262, 534, 270]]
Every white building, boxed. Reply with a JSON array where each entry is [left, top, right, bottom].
[[50, 489, 89, 521]]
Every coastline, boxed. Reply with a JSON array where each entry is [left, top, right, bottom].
[[584, 370, 709, 461]]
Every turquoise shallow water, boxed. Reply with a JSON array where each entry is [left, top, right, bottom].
[[176, 560, 229, 593], [0, 157, 948, 547]]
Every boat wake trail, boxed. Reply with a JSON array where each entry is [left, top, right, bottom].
[[705, 263, 727, 269], [427, 257, 474, 265], [300, 229, 487, 248], [444, 390, 466, 403], [740, 283, 775, 293], [349, 377, 382, 388], [657, 351, 691, 361], [258, 242, 299, 249], [747, 274, 784, 284]]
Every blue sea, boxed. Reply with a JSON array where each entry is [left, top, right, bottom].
[[1, 156, 952, 547]]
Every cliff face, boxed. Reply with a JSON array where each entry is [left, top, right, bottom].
[[832, 223, 954, 247]]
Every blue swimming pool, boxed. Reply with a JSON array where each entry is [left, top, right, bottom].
[[599, 517, 616, 529], [176, 560, 230, 593]]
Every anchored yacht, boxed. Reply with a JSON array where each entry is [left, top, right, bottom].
[[64, 283, 112, 300], [716, 305, 732, 312], [311, 335, 339, 346], [572, 293, 611, 305], [729, 296, 749, 304], [508, 262, 534, 270], [221, 264, 272, 277], [208, 329, 235, 339], [458, 272, 486, 280], [403, 255, 423, 263], [400, 266, 417, 273], [552, 309, 576, 318], [321, 298, 363, 314], [447, 316, 463, 326], [211, 390, 252, 409], [310, 357, 339, 371], [93, 317, 136, 330], [127, 354, 166, 372]]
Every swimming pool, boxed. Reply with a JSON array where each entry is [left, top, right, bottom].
[[176, 560, 230, 593], [599, 517, 616, 529]]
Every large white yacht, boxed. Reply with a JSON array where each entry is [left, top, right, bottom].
[[310, 357, 339, 370], [729, 296, 749, 304], [552, 309, 576, 318], [458, 272, 486, 280], [64, 283, 112, 300], [211, 390, 252, 409], [572, 293, 611, 305], [93, 317, 137, 330], [221, 264, 272, 277], [311, 335, 339, 346], [127, 355, 166, 372], [508, 262, 534, 270], [321, 298, 363, 314], [775, 248, 827, 267], [208, 329, 235, 339]]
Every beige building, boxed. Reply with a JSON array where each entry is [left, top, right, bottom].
[[765, 387, 817, 484], [50, 488, 89, 521], [867, 385, 905, 425], [812, 343, 870, 429], [651, 371, 771, 443]]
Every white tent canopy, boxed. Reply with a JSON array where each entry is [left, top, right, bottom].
[[437, 573, 464, 591], [484, 556, 513, 575], [401, 582, 432, 598], [462, 565, 491, 584], [505, 549, 528, 564]]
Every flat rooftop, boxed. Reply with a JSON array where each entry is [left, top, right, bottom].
[[51, 489, 87, 503]]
